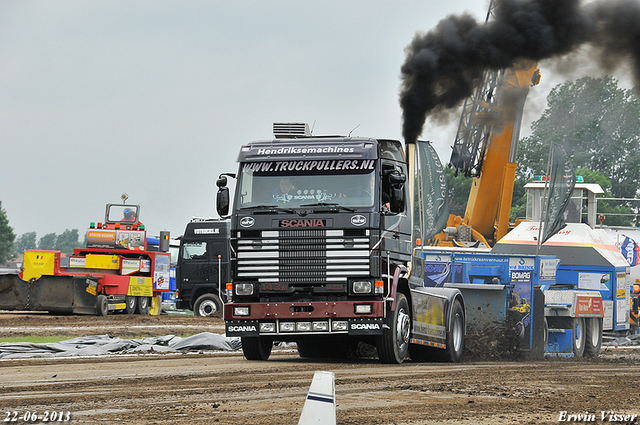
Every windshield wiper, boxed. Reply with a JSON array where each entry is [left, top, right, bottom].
[[300, 202, 356, 212], [243, 204, 297, 214]]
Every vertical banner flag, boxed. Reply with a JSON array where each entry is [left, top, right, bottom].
[[621, 236, 640, 266], [414, 140, 449, 241], [541, 143, 575, 245]]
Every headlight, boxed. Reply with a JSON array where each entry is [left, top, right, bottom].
[[260, 323, 276, 333], [313, 321, 329, 332], [296, 322, 312, 332], [352, 281, 372, 294], [355, 304, 373, 314], [235, 283, 254, 296], [332, 320, 348, 331], [233, 306, 250, 316], [280, 322, 295, 332]]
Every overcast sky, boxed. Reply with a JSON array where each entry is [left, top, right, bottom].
[[1, 1, 635, 240]]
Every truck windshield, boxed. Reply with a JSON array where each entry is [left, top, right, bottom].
[[182, 241, 207, 260], [236, 161, 376, 209], [106, 205, 139, 223]]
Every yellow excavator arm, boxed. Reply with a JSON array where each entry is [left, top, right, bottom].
[[432, 60, 540, 247]]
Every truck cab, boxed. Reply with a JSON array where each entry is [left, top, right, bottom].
[[176, 218, 230, 316], [217, 124, 445, 363]]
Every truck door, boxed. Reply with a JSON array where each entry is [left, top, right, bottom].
[[178, 239, 229, 299], [178, 240, 213, 300]]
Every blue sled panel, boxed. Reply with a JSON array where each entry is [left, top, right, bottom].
[[545, 329, 574, 358]]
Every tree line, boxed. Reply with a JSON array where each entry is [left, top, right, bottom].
[[12, 230, 84, 256], [0, 203, 83, 265], [447, 76, 640, 228]]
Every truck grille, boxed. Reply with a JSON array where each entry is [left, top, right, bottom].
[[236, 229, 371, 283]]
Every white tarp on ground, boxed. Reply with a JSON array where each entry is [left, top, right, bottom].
[[603, 333, 640, 346], [0, 332, 241, 359]]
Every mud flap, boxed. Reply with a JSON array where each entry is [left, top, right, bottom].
[[226, 320, 260, 337], [348, 318, 383, 335]]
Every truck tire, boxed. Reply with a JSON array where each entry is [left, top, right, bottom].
[[194, 294, 223, 317], [572, 317, 586, 357], [376, 293, 410, 364], [96, 295, 108, 316], [125, 296, 137, 315], [137, 296, 150, 315], [441, 299, 465, 362], [242, 336, 272, 360], [584, 317, 603, 357]]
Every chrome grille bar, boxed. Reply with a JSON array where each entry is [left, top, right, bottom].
[[236, 229, 371, 283]]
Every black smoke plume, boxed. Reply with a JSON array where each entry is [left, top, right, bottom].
[[400, 0, 640, 144]]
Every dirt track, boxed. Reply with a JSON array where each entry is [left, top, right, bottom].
[[1, 312, 639, 425]]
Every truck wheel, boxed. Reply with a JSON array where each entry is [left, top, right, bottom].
[[149, 295, 162, 316], [194, 294, 222, 317], [137, 296, 150, 315], [584, 317, 603, 357], [441, 299, 465, 362], [572, 317, 586, 357], [96, 295, 108, 316], [242, 336, 272, 360], [125, 296, 137, 315], [376, 293, 410, 364]]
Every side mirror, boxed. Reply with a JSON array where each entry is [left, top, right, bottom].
[[389, 171, 405, 212], [216, 172, 236, 217], [391, 187, 404, 212], [389, 171, 406, 186], [217, 187, 230, 217]]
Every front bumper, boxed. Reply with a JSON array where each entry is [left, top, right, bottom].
[[224, 300, 384, 337]]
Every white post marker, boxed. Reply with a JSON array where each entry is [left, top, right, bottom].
[[298, 371, 336, 425]]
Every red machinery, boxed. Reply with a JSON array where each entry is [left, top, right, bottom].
[[0, 204, 170, 315]]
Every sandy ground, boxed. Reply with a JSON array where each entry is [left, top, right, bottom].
[[1, 312, 639, 425]]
